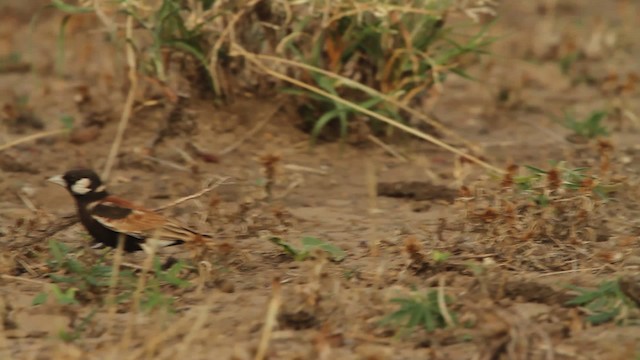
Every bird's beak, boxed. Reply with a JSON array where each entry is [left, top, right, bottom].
[[47, 175, 66, 187]]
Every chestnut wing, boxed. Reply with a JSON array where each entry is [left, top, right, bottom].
[[90, 200, 194, 247]]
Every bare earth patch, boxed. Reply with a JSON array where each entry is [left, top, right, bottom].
[[1, 1, 640, 359]]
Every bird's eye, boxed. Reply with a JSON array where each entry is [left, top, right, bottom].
[[71, 178, 93, 195]]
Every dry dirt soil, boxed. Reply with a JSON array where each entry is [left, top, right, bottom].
[[1, 1, 640, 360]]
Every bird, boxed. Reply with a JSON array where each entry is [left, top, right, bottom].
[[47, 168, 211, 253]]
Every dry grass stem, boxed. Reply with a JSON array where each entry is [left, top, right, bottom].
[[0, 274, 48, 286], [125, 312, 195, 360], [535, 267, 606, 278], [282, 164, 328, 175], [121, 239, 157, 350], [0, 129, 68, 153], [142, 155, 191, 172], [15, 191, 37, 212], [365, 159, 378, 212], [367, 134, 408, 162], [234, 46, 505, 174], [0, 300, 7, 360], [255, 277, 282, 360], [252, 54, 485, 155], [175, 300, 212, 357], [106, 234, 126, 334], [438, 275, 455, 328], [102, 14, 138, 182]]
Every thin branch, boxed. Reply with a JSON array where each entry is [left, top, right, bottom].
[[152, 176, 232, 212]]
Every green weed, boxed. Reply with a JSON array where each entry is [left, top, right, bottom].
[[559, 110, 609, 139], [432, 250, 452, 263], [283, 5, 496, 141], [566, 279, 638, 325], [381, 289, 456, 333], [514, 163, 614, 204], [33, 240, 191, 313], [269, 236, 346, 262]]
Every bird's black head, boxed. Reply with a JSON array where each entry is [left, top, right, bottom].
[[48, 168, 109, 202]]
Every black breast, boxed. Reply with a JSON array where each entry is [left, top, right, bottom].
[[76, 203, 144, 252]]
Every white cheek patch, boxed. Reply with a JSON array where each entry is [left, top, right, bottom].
[[71, 178, 93, 195]]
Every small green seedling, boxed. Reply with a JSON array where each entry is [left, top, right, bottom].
[[32, 284, 78, 306], [560, 110, 609, 139], [381, 290, 455, 334], [269, 236, 346, 261], [60, 114, 74, 130], [432, 250, 452, 263]]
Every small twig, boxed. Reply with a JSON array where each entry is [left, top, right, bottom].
[[14, 214, 78, 250], [438, 275, 455, 328], [14, 257, 40, 277], [283, 164, 328, 175], [274, 175, 304, 200], [0, 129, 68, 153], [255, 277, 282, 360], [152, 176, 232, 211], [367, 134, 408, 162], [15, 191, 37, 213], [121, 262, 145, 271], [536, 266, 605, 278], [347, 332, 394, 345], [0, 274, 48, 286], [142, 155, 191, 172], [172, 146, 197, 166], [219, 102, 282, 155], [102, 14, 138, 182]]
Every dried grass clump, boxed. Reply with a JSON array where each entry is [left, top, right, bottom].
[[52, 1, 496, 130], [455, 163, 623, 272]]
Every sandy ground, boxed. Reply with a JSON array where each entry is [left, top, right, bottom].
[[1, 1, 640, 359]]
